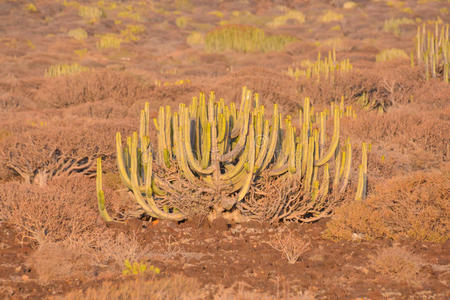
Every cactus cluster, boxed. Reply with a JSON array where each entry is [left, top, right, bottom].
[[205, 24, 297, 53], [375, 48, 409, 63], [45, 63, 89, 78], [415, 23, 449, 82], [97, 87, 368, 222], [287, 49, 352, 82]]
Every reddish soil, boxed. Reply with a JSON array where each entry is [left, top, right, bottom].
[[0, 0, 449, 299]]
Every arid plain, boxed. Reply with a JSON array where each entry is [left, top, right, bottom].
[[0, 0, 449, 299]]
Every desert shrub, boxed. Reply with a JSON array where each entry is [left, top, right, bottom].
[[25, 3, 38, 12], [297, 62, 423, 111], [218, 10, 269, 27], [68, 28, 88, 40], [96, 34, 122, 49], [93, 231, 151, 267], [319, 10, 343, 23], [187, 31, 204, 46], [376, 48, 408, 62], [324, 168, 450, 242], [0, 175, 99, 244], [287, 50, 352, 82], [120, 24, 145, 42], [0, 75, 38, 111], [176, 16, 189, 29], [214, 283, 316, 300], [342, 109, 450, 162], [35, 70, 150, 108], [0, 118, 122, 185], [369, 245, 425, 286], [79, 5, 105, 22], [267, 227, 310, 264], [212, 67, 298, 112], [59, 275, 205, 300], [205, 24, 297, 53], [343, 2, 357, 9], [27, 241, 97, 284], [268, 9, 305, 28], [383, 18, 414, 37]]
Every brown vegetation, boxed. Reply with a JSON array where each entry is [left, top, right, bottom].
[[60, 274, 205, 300], [324, 167, 450, 242], [0, 175, 100, 244], [35, 69, 152, 108], [369, 245, 425, 287]]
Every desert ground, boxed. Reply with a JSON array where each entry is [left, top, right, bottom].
[[0, 0, 449, 299]]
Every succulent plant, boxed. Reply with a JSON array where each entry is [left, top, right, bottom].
[[416, 23, 449, 82], [97, 87, 368, 222]]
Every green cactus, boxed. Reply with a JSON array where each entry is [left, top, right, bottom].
[[97, 88, 369, 222]]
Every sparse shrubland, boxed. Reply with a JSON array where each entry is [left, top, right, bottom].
[[0, 0, 449, 298]]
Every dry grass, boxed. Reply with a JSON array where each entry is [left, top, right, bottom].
[[59, 274, 205, 300], [324, 167, 450, 242], [369, 245, 425, 286]]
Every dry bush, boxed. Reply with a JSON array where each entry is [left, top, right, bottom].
[[297, 63, 422, 110], [0, 175, 101, 244], [35, 69, 150, 108], [343, 108, 450, 164], [240, 175, 347, 223], [412, 80, 450, 110], [211, 67, 299, 113], [0, 118, 128, 185], [92, 231, 151, 268], [148, 83, 205, 108], [324, 167, 450, 242], [267, 227, 311, 264], [0, 75, 41, 111], [369, 245, 425, 286], [152, 164, 221, 218], [27, 241, 97, 284], [214, 282, 316, 300], [59, 274, 205, 300], [24, 219, 153, 283]]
